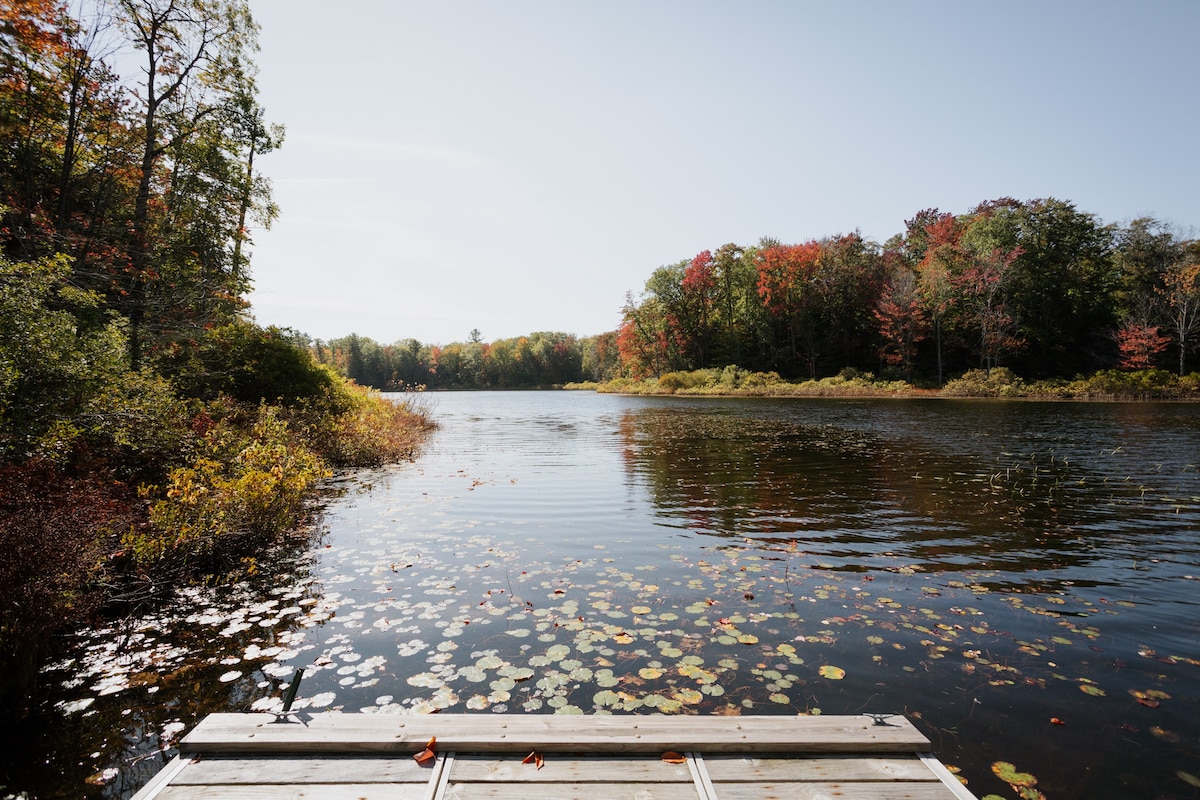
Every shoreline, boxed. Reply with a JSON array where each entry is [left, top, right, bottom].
[[563, 366, 1200, 403]]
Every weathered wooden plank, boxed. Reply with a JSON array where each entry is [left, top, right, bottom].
[[180, 713, 930, 755], [129, 756, 193, 800], [712, 783, 963, 800], [448, 754, 694, 783], [442, 785, 700, 800], [138, 713, 979, 800], [703, 755, 941, 783], [920, 753, 980, 800], [154, 785, 426, 800], [172, 756, 433, 785]]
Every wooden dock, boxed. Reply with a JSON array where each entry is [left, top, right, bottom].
[[132, 713, 978, 799]]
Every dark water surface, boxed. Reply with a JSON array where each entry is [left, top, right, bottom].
[[12, 391, 1200, 799]]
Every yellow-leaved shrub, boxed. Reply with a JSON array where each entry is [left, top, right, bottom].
[[126, 405, 329, 572], [298, 382, 435, 468]]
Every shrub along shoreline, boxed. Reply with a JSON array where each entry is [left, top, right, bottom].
[[566, 365, 1200, 401], [0, 317, 435, 719]]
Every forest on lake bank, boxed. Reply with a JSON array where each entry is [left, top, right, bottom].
[[0, 0, 432, 721], [310, 200, 1200, 399]]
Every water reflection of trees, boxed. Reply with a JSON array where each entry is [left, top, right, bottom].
[[617, 404, 1200, 581], [17, 543, 325, 799]]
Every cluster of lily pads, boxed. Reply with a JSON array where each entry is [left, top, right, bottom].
[[48, 516, 1196, 764], [38, 411, 1200, 800]]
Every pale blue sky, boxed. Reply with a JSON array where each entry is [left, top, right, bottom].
[[244, 1, 1200, 345]]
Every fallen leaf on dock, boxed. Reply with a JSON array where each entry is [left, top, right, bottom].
[[413, 736, 436, 764]]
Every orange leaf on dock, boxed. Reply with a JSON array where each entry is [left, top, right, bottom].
[[413, 736, 436, 765]]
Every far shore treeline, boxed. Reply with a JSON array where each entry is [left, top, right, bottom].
[[0, 0, 433, 719], [315, 199, 1200, 399]]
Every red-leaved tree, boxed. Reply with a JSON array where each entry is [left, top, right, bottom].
[[677, 250, 719, 367], [1116, 322, 1170, 370], [875, 264, 928, 379]]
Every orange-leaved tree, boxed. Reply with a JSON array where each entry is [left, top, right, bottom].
[[755, 240, 823, 377]]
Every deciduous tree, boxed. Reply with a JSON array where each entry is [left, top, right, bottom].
[[1159, 261, 1200, 375], [1114, 217, 1185, 314], [617, 291, 672, 379], [813, 232, 886, 371], [115, 0, 269, 367], [955, 243, 1023, 371], [911, 211, 963, 384], [875, 260, 927, 379], [755, 240, 823, 376], [680, 249, 717, 367], [964, 198, 1116, 375], [1116, 321, 1170, 371]]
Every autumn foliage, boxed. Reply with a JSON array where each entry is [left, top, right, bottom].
[[756, 241, 823, 318], [0, 0, 435, 717], [615, 199, 1200, 382], [1117, 323, 1171, 370], [0, 459, 134, 713], [315, 202, 1200, 393], [875, 266, 927, 377]]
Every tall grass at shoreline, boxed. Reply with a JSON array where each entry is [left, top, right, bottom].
[[566, 366, 1200, 400]]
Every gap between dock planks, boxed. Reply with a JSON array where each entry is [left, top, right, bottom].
[[179, 712, 931, 755]]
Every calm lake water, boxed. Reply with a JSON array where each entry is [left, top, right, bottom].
[[11, 391, 1200, 799]]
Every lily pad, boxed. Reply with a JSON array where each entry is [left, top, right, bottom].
[[992, 761, 1037, 788]]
